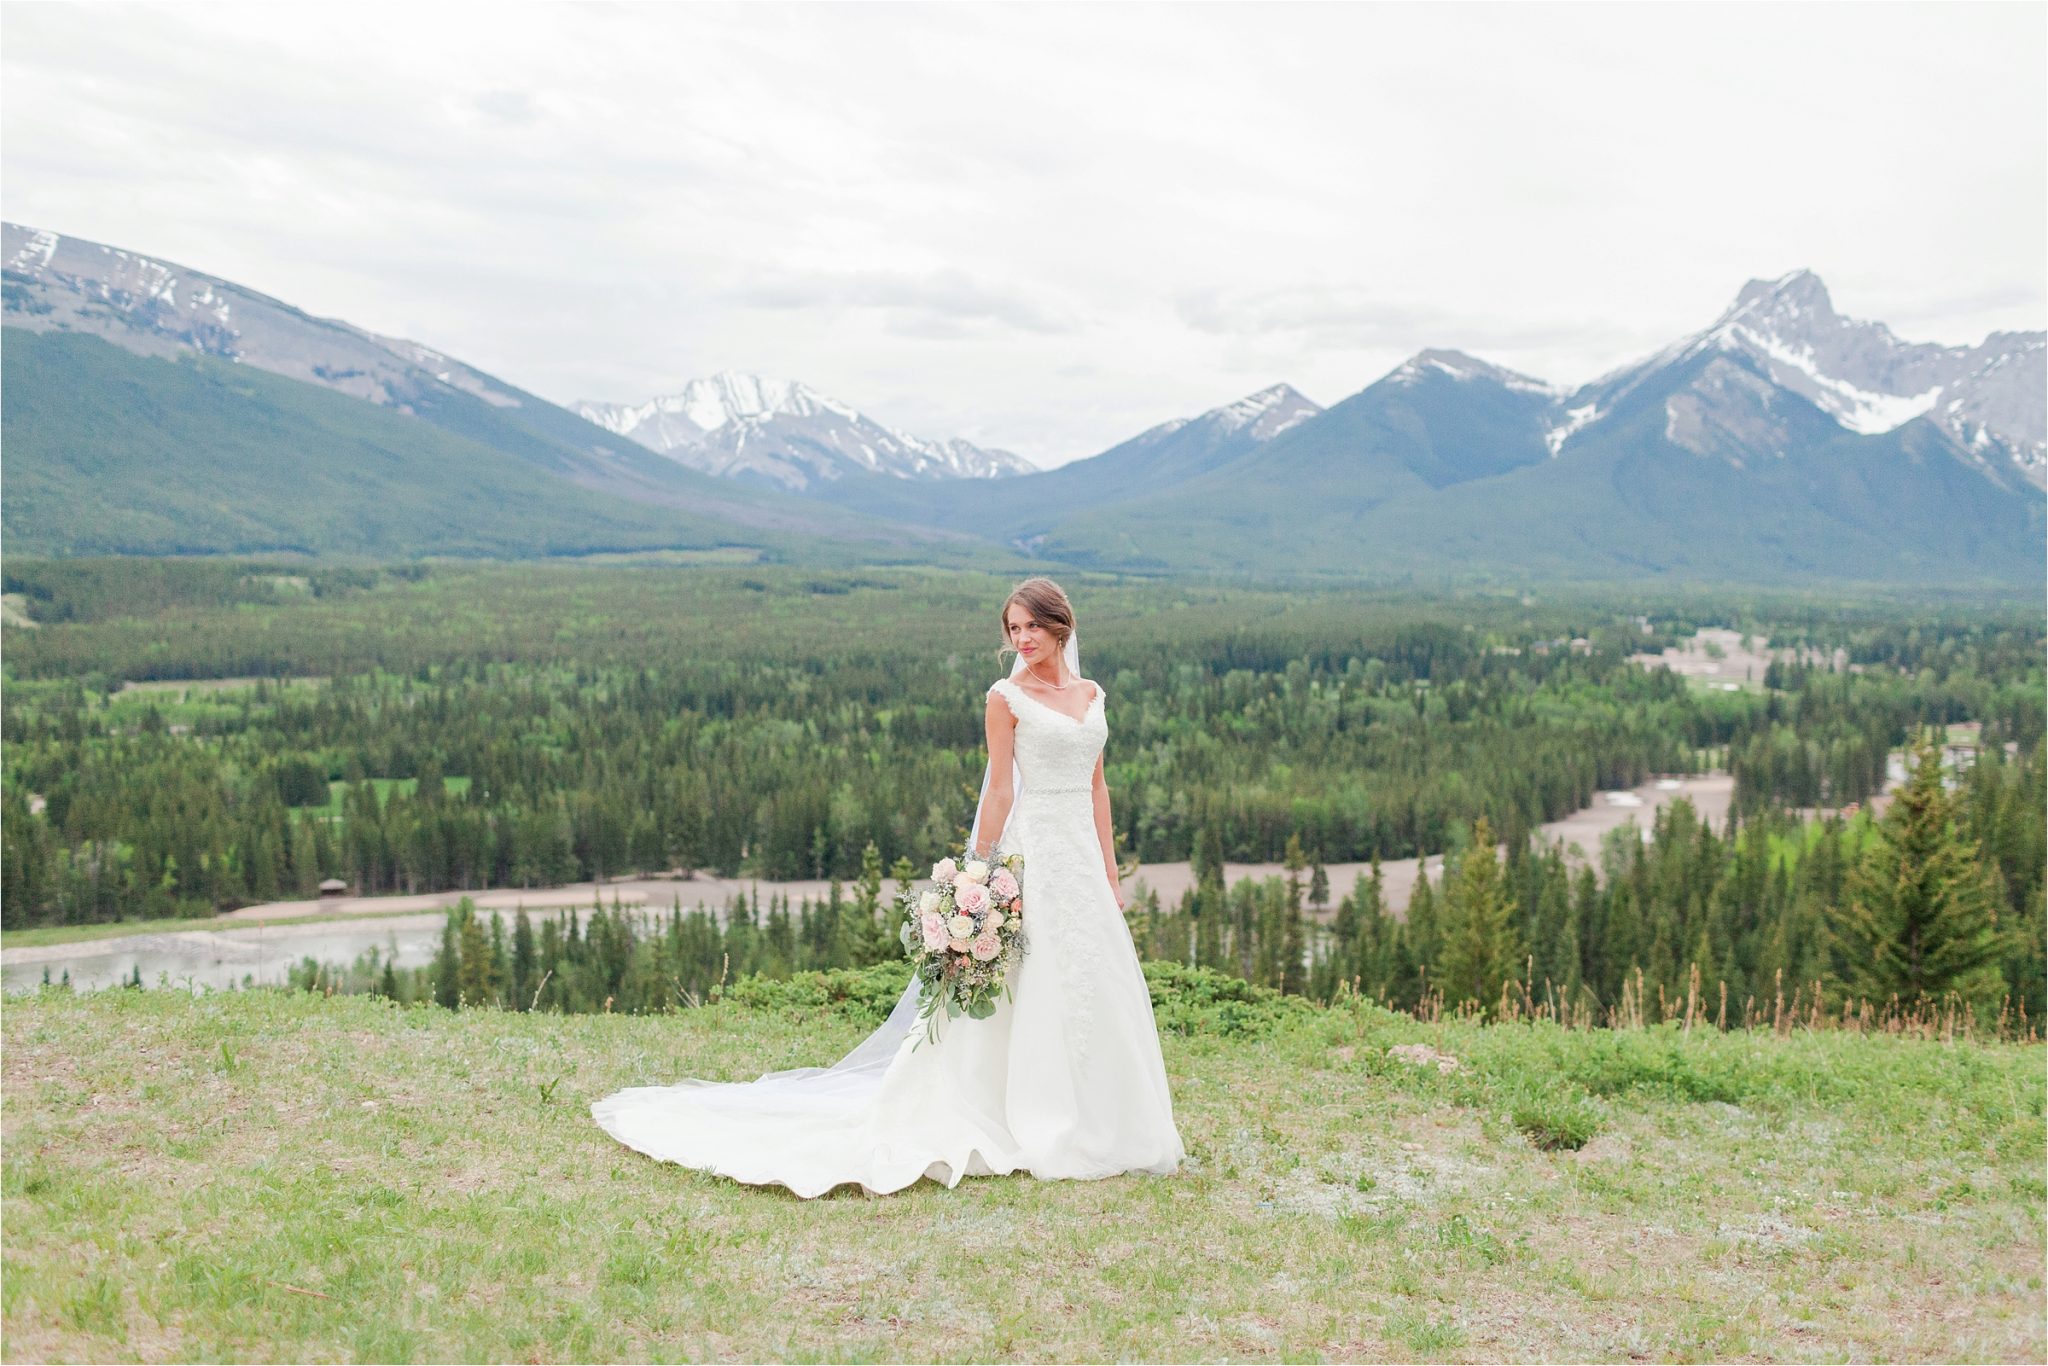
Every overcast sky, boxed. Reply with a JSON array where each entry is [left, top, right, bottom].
[[4, 1, 2043, 467]]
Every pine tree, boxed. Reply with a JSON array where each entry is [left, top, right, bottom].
[[435, 908, 462, 1008], [1556, 865, 1587, 1008], [845, 842, 876, 909], [1329, 876, 1363, 986], [1231, 878, 1257, 981], [1192, 823, 1225, 890], [1184, 873, 1216, 971], [455, 903, 500, 1007], [854, 842, 885, 962], [1436, 815, 1527, 1017], [2005, 880, 2046, 1025], [1405, 862, 1440, 990], [1252, 883, 1283, 989], [511, 910, 537, 1009], [1531, 852, 1574, 1004], [1830, 732, 2007, 1010], [1357, 855, 1392, 998], [1280, 833, 1309, 994], [888, 855, 916, 887]]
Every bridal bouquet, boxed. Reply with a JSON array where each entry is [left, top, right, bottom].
[[895, 845, 1029, 1045]]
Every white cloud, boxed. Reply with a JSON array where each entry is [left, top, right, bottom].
[[3, 0, 2042, 468]]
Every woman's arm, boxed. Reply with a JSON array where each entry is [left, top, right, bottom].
[[1091, 748, 1123, 908], [973, 691, 1018, 860]]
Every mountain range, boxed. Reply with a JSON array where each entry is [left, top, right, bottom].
[[0, 223, 930, 561], [1551, 270, 2042, 479], [3, 219, 2040, 584], [818, 270, 2042, 580], [571, 372, 1034, 491]]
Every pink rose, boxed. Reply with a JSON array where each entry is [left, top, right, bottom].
[[971, 932, 1000, 961], [989, 869, 1019, 900], [931, 857, 958, 885], [948, 937, 973, 955], [920, 913, 948, 952], [954, 881, 990, 917]]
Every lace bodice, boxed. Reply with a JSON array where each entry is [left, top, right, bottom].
[[986, 676, 1106, 797]]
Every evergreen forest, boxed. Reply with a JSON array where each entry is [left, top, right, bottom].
[[5, 557, 2041, 1032]]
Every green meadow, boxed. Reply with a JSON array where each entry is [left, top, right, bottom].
[[4, 972, 2040, 1363]]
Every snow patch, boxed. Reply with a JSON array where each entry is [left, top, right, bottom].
[[1545, 403, 1600, 456], [8, 229, 59, 271], [1506, 373, 1570, 398], [1723, 325, 1944, 434], [1392, 351, 1562, 397], [577, 370, 1030, 484]]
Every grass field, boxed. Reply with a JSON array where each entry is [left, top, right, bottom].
[[3, 979, 2041, 1362]]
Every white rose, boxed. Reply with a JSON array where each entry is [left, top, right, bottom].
[[947, 914, 975, 939], [918, 889, 940, 914], [986, 913, 1005, 931], [961, 859, 989, 884]]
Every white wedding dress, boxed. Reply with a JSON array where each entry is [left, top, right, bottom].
[[590, 674, 1185, 1197]]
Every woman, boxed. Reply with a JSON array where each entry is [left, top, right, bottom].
[[590, 577, 1185, 1196]]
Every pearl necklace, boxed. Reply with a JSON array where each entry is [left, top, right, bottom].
[[1022, 656, 1072, 690]]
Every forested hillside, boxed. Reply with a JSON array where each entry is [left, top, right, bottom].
[[6, 559, 2040, 1031]]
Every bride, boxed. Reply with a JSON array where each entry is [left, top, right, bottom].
[[590, 576, 1186, 1197]]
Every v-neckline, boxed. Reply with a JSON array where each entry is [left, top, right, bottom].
[[1008, 678, 1101, 726]]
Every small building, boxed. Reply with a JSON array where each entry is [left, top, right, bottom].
[[318, 878, 350, 900]]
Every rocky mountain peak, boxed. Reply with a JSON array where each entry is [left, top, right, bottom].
[[1392, 349, 1561, 396], [1726, 268, 1835, 324], [1552, 270, 2045, 480], [1710, 268, 1912, 369], [571, 373, 1030, 490], [1208, 383, 1322, 439]]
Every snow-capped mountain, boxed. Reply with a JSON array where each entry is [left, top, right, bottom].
[[1130, 383, 1320, 452], [1553, 270, 2045, 486], [796, 380, 1328, 541], [8, 214, 2036, 581], [1388, 349, 1566, 399], [1200, 382, 1325, 441], [573, 372, 1035, 491], [1, 221, 539, 416], [0, 220, 901, 550], [1009, 272, 2042, 582]]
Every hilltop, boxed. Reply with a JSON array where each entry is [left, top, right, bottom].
[[4, 968, 2041, 1361]]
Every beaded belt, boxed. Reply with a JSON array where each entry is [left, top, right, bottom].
[[1020, 784, 1091, 796]]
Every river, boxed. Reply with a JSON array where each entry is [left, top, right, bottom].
[[5, 770, 1758, 994]]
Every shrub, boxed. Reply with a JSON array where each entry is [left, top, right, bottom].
[[719, 962, 907, 1026], [1141, 961, 1319, 1038], [1508, 1083, 1603, 1150]]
